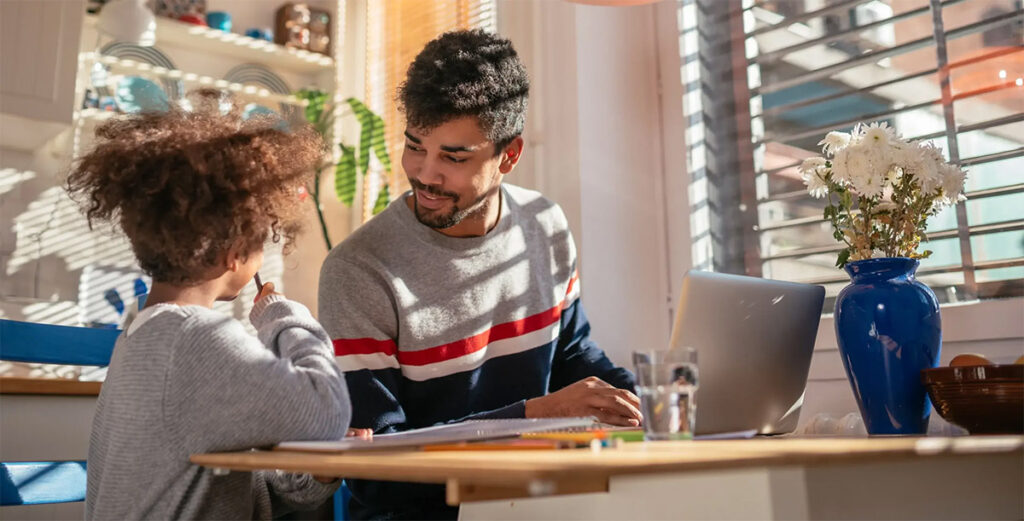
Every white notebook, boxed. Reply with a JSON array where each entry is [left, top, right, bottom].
[[277, 417, 597, 452]]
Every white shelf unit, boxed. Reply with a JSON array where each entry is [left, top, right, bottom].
[[82, 52, 308, 107], [83, 13, 334, 75]]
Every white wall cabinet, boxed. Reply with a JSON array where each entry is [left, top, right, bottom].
[[0, 0, 84, 150]]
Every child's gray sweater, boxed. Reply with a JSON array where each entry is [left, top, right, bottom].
[[85, 295, 350, 520]]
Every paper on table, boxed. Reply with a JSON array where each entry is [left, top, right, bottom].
[[277, 417, 598, 452]]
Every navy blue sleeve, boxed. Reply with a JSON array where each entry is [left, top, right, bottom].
[[346, 368, 526, 432], [549, 299, 636, 393]]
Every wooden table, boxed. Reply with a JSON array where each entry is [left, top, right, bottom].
[[192, 436, 1024, 520]]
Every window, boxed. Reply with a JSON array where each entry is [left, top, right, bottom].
[[678, 0, 1024, 312], [359, 0, 497, 222]]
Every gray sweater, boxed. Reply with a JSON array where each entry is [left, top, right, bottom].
[[85, 295, 351, 520]]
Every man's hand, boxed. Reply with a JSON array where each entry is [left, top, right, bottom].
[[312, 429, 372, 483], [346, 428, 373, 440], [525, 376, 643, 426]]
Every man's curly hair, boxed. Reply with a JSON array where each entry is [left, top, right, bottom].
[[66, 89, 323, 285], [398, 29, 529, 154]]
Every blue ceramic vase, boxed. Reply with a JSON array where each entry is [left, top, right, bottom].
[[834, 257, 941, 435]]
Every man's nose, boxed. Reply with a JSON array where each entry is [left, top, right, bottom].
[[417, 155, 445, 186]]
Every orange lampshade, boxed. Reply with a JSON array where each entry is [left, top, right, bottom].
[[947, 46, 1024, 106]]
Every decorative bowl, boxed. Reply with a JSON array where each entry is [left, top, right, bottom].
[[921, 364, 1024, 435]]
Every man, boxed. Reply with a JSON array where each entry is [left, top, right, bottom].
[[319, 29, 640, 520]]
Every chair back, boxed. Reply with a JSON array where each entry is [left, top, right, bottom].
[[0, 319, 119, 506], [0, 462, 87, 506], [0, 319, 119, 366]]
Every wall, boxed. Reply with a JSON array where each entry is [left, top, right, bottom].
[[498, 0, 682, 370]]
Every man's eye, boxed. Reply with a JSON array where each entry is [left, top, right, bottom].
[[406, 144, 424, 152], [446, 156, 467, 164]]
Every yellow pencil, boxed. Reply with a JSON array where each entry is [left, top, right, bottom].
[[520, 431, 606, 443]]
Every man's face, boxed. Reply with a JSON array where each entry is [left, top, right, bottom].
[[402, 116, 508, 235]]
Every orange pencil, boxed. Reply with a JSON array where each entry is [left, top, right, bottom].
[[422, 439, 567, 451]]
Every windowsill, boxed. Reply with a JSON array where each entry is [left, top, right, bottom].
[[815, 296, 1024, 351], [0, 376, 101, 396]]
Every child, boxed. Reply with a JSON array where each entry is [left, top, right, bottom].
[[67, 90, 351, 520]]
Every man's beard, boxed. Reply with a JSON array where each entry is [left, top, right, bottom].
[[410, 179, 489, 229]]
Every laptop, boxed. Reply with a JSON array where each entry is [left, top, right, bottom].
[[668, 270, 825, 435]]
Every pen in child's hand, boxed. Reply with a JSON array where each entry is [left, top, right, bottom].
[[253, 272, 264, 292]]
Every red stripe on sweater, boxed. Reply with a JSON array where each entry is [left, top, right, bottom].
[[333, 337, 397, 357], [396, 304, 563, 367], [333, 274, 580, 365], [566, 272, 578, 297]]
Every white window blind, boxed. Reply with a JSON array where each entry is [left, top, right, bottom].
[[678, 0, 1024, 311]]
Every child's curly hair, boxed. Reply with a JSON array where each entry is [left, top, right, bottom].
[[66, 89, 323, 285]]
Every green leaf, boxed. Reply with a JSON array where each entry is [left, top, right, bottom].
[[346, 98, 393, 176], [347, 98, 374, 176], [835, 249, 851, 268], [839, 190, 852, 208], [335, 144, 357, 206], [372, 183, 391, 215], [296, 89, 330, 133], [370, 112, 392, 173]]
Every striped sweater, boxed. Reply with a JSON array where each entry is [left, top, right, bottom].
[[318, 184, 634, 519]]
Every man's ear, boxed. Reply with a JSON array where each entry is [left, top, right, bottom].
[[499, 136, 525, 174]]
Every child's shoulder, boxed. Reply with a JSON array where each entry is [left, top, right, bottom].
[[128, 304, 246, 343]]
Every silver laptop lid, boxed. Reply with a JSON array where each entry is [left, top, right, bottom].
[[669, 271, 825, 435]]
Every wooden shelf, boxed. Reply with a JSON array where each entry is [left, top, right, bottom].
[[84, 14, 334, 75], [0, 376, 101, 396]]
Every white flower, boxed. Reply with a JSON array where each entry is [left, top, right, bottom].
[[851, 169, 886, 199], [804, 170, 829, 199], [860, 121, 899, 147], [915, 144, 946, 194], [840, 143, 888, 198], [799, 157, 827, 174], [939, 163, 967, 204], [799, 157, 829, 198], [818, 131, 851, 155], [831, 147, 853, 185], [886, 164, 902, 186], [870, 249, 887, 259]]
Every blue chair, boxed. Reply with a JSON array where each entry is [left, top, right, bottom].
[[333, 481, 351, 521], [0, 319, 118, 506]]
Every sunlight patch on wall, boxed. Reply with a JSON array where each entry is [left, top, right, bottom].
[[0, 168, 36, 196]]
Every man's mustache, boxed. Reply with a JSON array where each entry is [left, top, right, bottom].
[[409, 179, 459, 200]]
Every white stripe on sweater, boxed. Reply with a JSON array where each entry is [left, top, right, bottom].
[[334, 320, 561, 381]]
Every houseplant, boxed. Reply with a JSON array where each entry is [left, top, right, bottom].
[[799, 121, 967, 435], [296, 89, 393, 250]]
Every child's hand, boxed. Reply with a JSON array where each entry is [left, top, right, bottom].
[[253, 281, 280, 303], [346, 428, 373, 440]]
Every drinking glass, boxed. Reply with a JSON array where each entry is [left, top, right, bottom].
[[633, 347, 699, 441]]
